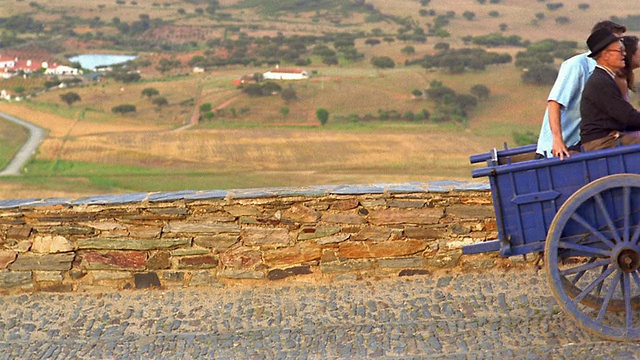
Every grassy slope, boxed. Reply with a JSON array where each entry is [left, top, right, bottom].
[[0, 0, 639, 199]]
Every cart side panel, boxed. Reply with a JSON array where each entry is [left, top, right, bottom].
[[481, 145, 640, 256]]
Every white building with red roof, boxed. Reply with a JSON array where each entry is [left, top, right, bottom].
[[263, 66, 308, 80]]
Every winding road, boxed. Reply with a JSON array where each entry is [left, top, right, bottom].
[[0, 110, 45, 176]]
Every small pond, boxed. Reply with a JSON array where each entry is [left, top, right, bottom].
[[68, 54, 138, 70]]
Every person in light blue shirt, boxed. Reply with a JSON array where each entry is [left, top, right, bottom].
[[535, 20, 626, 160]]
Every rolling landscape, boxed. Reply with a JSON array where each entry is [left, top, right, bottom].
[[1, 0, 639, 200]]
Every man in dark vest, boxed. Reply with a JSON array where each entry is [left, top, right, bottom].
[[580, 28, 640, 151]]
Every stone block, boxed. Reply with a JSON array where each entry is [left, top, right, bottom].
[[242, 227, 289, 247], [367, 208, 443, 225], [32, 235, 74, 253], [329, 199, 359, 210], [0, 250, 17, 269], [219, 248, 262, 269], [176, 255, 219, 269], [49, 226, 94, 236], [316, 234, 350, 245], [34, 271, 63, 282], [92, 271, 132, 281], [425, 250, 462, 268], [38, 283, 74, 292], [320, 259, 374, 273], [7, 226, 31, 240], [127, 225, 162, 239], [297, 226, 341, 241], [0, 270, 32, 288], [134, 272, 162, 289], [224, 205, 263, 217], [339, 240, 427, 259], [218, 269, 264, 279], [263, 243, 322, 267], [147, 251, 171, 270], [320, 213, 366, 225], [282, 203, 319, 223], [163, 271, 186, 282], [387, 200, 426, 208], [9, 253, 75, 271], [398, 269, 430, 277], [446, 204, 495, 219], [352, 226, 392, 242], [163, 222, 240, 234], [81, 251, 146, 270], [194, 234, 240, 249], [189, 270, 220, 286], [77, 238, 190, 250]]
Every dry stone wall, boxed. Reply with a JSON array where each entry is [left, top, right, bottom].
[[0, 182, 501, 293]]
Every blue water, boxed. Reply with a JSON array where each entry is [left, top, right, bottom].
[[68, 54, 137, 70]]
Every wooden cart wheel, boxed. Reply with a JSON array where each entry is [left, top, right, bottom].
[[545, 174, 640, 341]]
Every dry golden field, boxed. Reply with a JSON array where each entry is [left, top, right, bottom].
[[1, 0, 640, 199]]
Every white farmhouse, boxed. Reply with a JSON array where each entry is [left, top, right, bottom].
[[263, 66, 308, 80], [45, 64, 81, 76]]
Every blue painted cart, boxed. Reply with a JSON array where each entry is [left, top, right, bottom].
[[464, 143, 640, 341]]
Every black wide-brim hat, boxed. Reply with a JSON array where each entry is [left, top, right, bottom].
[[587, 28, 620, 58]]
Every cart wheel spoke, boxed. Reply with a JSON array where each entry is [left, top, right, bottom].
[[632, 270, 640, 288], [624, 186, 631, 243], [562, 258, 610, 277], [569, 213, 616, 250], [597, 270, 621, 322], [558, 240, 611, 257], [574, 266, 616, 303], [595, 193, 622, 244], [623, 273, 633, 328]]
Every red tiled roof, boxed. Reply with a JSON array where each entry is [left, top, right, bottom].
[[268, 68, 306, 74]]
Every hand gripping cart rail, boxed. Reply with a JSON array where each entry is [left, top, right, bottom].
[[464, 142, 640, 341]]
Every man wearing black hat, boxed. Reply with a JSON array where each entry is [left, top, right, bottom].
[[580, 28, 640, 151]]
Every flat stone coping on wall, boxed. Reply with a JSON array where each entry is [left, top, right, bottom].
[[0, 181, 490, 209]]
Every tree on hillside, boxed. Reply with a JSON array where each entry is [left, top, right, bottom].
[[199, 102, 213, 113], [280, 106, 290, 119], [141, 87, 159, 98], [152, 97, 168, 107], [281, 86, 297, 103], [401, 46, 415, 55], [371, 56, 395, 69], [365, 38, 381, 46], [470, 84, 490, 99], [112, 104, 137, 114], [316, 108, 329, 126], [60, 92, 81, 107]]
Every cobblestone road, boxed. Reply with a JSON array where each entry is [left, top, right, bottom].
[[1, 267, 639, 359]]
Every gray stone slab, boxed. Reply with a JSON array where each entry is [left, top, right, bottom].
[[184, 190, 228, 201], [382, 183, 426, 194], [148, 190, 199, 202], [71, 193, 149, 206], [0, 198, 40, 209], [453, 182, 491, 191], [330, 184, 385, 195]]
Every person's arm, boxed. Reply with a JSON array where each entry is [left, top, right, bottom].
[[548, 100, 571, 160]]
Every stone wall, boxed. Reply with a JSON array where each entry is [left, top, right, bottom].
[[0, 182, 501, 293]]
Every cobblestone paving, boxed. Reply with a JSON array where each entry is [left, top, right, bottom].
[[1, 268, 639, 359]]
